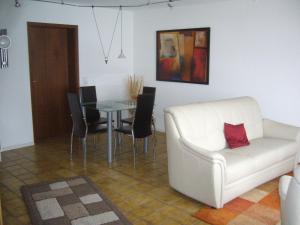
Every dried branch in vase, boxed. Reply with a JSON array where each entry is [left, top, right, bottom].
[[128, 75, 143, 100]]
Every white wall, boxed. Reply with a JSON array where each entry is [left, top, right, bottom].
[[1, 0, 300, 150], [0, 0, 133, 150], [134, 0, 300, 131]]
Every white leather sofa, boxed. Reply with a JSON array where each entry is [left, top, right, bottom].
[[164, 97, 300, 208]]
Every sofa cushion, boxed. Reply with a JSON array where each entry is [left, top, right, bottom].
[[165, 97, 263, 151], [219, 138, 298, 184]]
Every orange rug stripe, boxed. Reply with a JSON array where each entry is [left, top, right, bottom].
[[194, 207, 237, 225], [259, 189, 280, 210], [194, 187, 282, 225]]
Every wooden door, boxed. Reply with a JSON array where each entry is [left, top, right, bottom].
[[28, 23, 79, 142]]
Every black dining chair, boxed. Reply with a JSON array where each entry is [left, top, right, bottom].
[[80, 86, 108, 125], [67, 93, 107, 163], [114, 94, 156, 167], [121, 86, 156, 125], [142, 86, 156, 98]]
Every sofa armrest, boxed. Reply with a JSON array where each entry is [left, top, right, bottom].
[[279, 175, 292, 201], [176, 138, 226, 208], [179, 138, 226, 166], [165, 112, 226, 208], [263, 119, 300, 142]]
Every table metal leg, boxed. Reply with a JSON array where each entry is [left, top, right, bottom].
[[107, 112, 113, 165], [117, 111, 122, 145], [144, 137, 148, 154]]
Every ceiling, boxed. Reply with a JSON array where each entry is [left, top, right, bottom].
[[57, 0, 229, 9]]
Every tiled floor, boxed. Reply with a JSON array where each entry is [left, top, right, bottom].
[[0, 133, 208, 225]]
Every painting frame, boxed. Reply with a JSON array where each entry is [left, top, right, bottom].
[[156, 27, 210, 85]]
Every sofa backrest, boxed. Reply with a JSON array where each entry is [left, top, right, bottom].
[[165, 97, 263, 151]]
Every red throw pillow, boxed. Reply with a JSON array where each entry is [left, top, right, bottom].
[[224, 123, 250, 149]]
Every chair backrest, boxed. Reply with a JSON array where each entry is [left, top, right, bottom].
[[143, 86, 156, 112], [85, 104, 100, 123], [143, 86, 156, 96], [133, 94, 155, 138], [67, 93, 87, 138], [80, 86, 97, 103], [80, 86, 101, 123], [143, 86, 156, 102]]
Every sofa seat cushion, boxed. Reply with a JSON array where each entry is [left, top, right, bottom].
[[219, 138, 298, 184]]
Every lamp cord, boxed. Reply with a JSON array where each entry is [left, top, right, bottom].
[[92, 6, 121, 63], [28, 0, 181, 8], [120, 6, 123, 51]]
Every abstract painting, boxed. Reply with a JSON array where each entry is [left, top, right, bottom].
[[156, 28, 210, 84]]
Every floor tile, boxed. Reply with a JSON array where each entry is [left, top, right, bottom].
[[0, 133, 282, 225]]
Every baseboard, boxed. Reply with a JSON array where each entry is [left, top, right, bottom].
[[156, 127, 165, 133], [1, 142, 34, 152]]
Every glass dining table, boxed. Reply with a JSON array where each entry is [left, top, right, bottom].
[[82, 100, 148, 165]]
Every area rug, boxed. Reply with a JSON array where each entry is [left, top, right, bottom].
[[194, 179, 282, 225], [21, 176, 132, 225]]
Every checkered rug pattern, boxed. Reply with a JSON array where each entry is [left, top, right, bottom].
[[21, 177, 132, 225], [194, 177, 283, 225]]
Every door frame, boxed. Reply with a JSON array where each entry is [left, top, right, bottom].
[[27, 22, 80, 142]]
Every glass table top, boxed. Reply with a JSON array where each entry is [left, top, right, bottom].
[[82, 100, 136, 112]]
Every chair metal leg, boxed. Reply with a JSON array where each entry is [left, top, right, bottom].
[[152, 119, 157, 160], [70, 125, 74, 160], [82, 138, 87, 167], [133, 138, 136, 169], [120, 133, 124, 151], [93, 135, 96, 149], [153, 134, 157, 161], [114, 131, 117, 160], [143, 137, 148, 154], [131, 131, 136, 168], [117, 110, 122, 145]]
